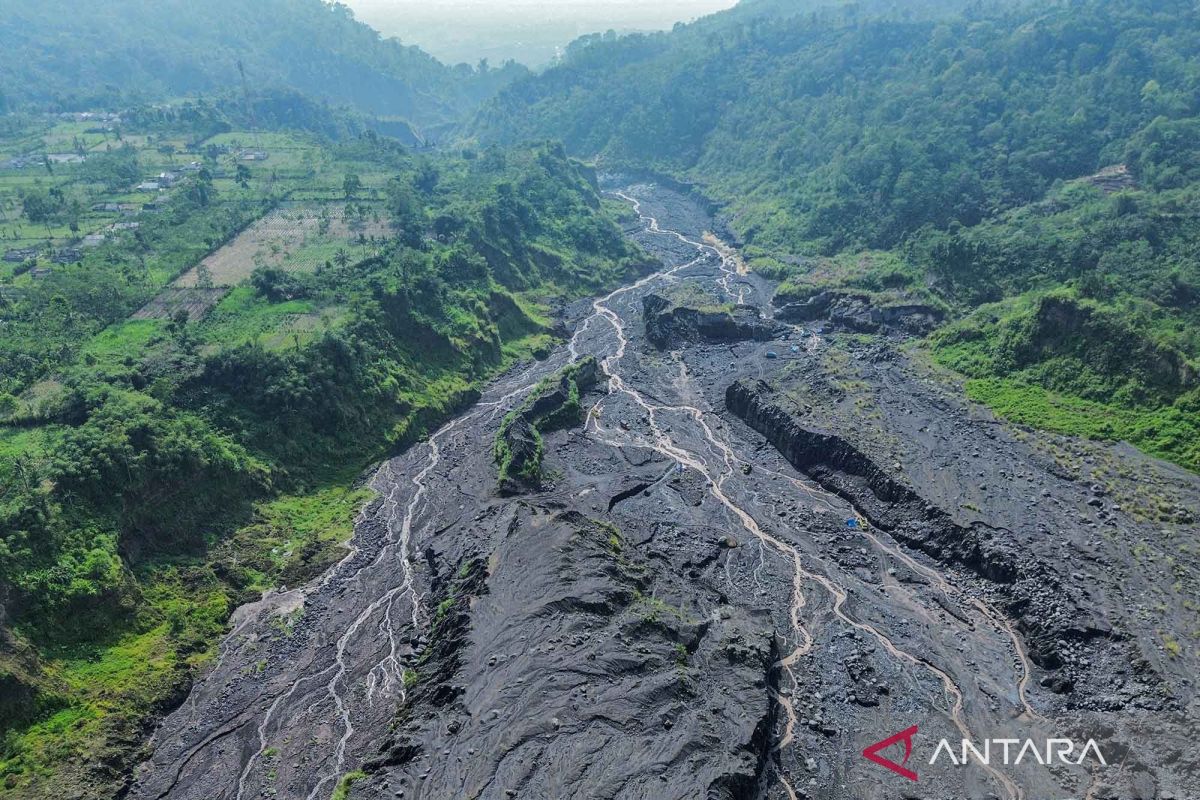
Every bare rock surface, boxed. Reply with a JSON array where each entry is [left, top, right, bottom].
[[129, 184, 1200, 800]]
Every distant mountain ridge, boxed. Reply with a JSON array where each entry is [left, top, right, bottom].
[[0, 0, 527, 128], [470, 0, 1200, 471], [470, 0, 1197, 276]]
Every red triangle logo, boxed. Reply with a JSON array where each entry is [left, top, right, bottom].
[[862, 725, 919, 782]]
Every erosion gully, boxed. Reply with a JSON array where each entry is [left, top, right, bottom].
[[128, 184, 1166, 800]]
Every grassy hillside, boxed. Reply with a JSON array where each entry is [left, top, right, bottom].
[[919, 179, 1200, 469], [471, 0, 1200, 470], [0, 111, 650, 797]]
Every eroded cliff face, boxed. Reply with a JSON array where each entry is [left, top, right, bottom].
[[642, 293, 779, 349], [774, 289, 943, 335], [494, 356, 599, 494], [727, 380, 1021, 579], [725, 379, 1120, 675], [1015, 294, 1199, 398], [0, 629, 44, 729], [0, 586, 57, 734]]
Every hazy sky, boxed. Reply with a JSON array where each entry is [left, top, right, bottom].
[[343, 0, 739, 66]]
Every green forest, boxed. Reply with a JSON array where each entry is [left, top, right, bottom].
[[0, 0, 527, 130], [473, 0, 1200, 469], [0, 102, 648, 794]]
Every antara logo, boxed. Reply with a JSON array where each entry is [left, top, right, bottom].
[[929, 738, 1108, 767], [862, 725, 920, 782], [862, 727, 1108, 781]]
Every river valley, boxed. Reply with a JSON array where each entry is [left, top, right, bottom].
[[129, 184, 1200, 800]]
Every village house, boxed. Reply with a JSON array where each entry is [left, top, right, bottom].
[[2, 247, 40, 263], [91, 202, 138, 213], [51, 248, 82, 264], [3, 152, 54, 170], [59, 111, 121, 124]]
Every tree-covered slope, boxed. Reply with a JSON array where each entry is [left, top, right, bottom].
[[0, 122, 650, 797], [0, 0, 527, 128], [475, 0, 1196, 251], [471, 0, 1200, 470]]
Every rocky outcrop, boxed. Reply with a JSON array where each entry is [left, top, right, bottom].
[[495, 414, 542, 491], [494, 357, 600, 493], [526, 356, 599, 427], [642, 293, 779, 348], [775, 290, 942, 335], [1082, 163, 1136, 193]]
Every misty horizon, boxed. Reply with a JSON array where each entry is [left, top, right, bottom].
[[343, 0, 739, 66]]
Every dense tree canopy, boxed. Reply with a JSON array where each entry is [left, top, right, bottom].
[[472, 0, 1200, 470], [476, 0, 1198, 252], [0, 0, 527, 128]]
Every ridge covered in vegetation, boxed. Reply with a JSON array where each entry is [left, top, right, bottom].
[[0, 0, 527, 129], [472, 0, 1200, 469], [494, 355, 599, 491], [0, 107, 649, 796]]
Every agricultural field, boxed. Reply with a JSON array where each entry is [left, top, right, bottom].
[[0, 119, 385, 277], [131, 287, 230, 322], [174, 204, 392, 288], [0, 115, 401, 324], [0, 117, 191, 259], [196, 286, 350, 352]]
